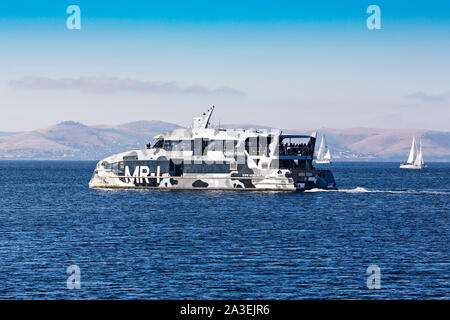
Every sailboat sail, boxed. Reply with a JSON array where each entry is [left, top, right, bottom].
[[401, 136, 425, 169], [421, 145, 425, 165], [317, 136, 326, 161], [414, 140, 423, 166], [316, 136, 332, 163], [406, 137, 416, 164]]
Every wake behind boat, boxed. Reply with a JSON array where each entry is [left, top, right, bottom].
[[89, 107, 337, 191], [400, 136, 426, 169]]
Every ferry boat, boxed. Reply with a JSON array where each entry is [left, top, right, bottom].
[[89, 107, 337, 191]]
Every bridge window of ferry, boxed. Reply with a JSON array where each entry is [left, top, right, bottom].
[[204, 140, 225, 153], [153, 139, 163, 149], [163, 140, 173, 151], [172, 140, 192, 152], [162, 140, 186, 151]]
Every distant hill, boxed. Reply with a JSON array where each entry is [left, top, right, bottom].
[[0, 120, 182, 160], [0, 121, 448, 161], [221, 125, 450, 161], [300, 128, 450, 161], [0, 132, 21, 137]]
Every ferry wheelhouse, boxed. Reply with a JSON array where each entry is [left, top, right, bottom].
[[89, 107, 337, 191]]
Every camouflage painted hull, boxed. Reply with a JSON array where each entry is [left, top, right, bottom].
[[89, 164, 336, 192], [90, 175, 297, 191]]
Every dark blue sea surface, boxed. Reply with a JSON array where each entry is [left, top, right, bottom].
[[0, 161, 448, 299]]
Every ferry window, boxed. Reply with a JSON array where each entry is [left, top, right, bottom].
[[194, 138, 203, 156], [224, 140, 237, 155], [172, 140, 192, 152], [153, 139, 163, 149], [204, 140, 224, 152], [258, 136, 271, 156], [103, 162, 112, 169], [169, 140, 179, 151], [246, 137, 258, 155], [202, 139, 209, 154], [163, 140, 173, 150], [203, 140, 214, 152], [163, 140, 186, 151]]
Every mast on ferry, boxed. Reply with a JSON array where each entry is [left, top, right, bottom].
[[192, 106, 214, 129]]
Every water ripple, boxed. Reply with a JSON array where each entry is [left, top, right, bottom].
[[0, 161, 448, 299]]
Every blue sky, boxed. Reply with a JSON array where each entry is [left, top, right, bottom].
[[0, 1, 449, 131]]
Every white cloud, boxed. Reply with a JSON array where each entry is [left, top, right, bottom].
[[9, 77, 245, 96], [406, 91, 449, 103]]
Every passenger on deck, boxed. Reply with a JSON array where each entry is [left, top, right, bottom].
[[279, 144, 285, 155], [307, 140, 313, 157]]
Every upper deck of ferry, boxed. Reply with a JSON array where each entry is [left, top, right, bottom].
[[278, 134, 315, 160], [147, 106, 316, 161]]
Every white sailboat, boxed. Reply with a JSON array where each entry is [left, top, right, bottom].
[[316, 135, 332, 164], [400, 137, 426, 169]]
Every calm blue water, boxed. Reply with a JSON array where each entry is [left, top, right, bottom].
[[0, 161, 448, 299]]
